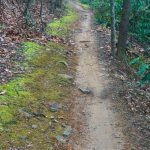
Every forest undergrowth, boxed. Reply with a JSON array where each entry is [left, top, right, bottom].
[[96, 26, 150, 150]]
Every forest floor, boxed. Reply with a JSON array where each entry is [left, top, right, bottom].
[[0, 0, 149, 150], [70, 1, 149, 150]]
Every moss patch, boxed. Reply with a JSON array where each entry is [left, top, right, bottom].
[[0, 41, 72, 149], [23, 41, 44, 60], [47, 7, 78, 37], [0, 5, 78, 149], [0, 106, 13, 124]]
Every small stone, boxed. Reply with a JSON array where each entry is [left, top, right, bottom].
[[46, 48, 51, 51], [53, 119, 59, 123], [58, 103, 63, 109], [18, 108, 33, 118], [61, 123, 67, 128], [55, 135, 66, 143], [50, 103, 58, 112], [0, 90, 6, 95], [79, 87, 92, 94], [57, 115, 64, 119], [20, 136, 28, 141], [50, 116, 55, 119], [58, 74, 73, 81], [63, 126, 72, 137], [49, 121, 52, 126], [32, 124, 38, 129], [100, 47, 104, 49]]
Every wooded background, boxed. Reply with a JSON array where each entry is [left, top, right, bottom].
[[81, 0, 150, 43], [80, 0, 150, 84], [0, 0, 64, 31]]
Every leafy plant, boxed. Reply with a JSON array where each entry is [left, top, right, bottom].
[[129, 56, 150, 84]]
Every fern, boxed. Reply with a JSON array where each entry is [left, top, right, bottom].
[[137, 64, 149, 77]]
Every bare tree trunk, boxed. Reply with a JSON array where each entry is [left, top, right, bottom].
[[40, 0, 44, 31], [117, 0, 131, 60], [0, 0, 2, 24], [58, 0, 63, 8], [110, 0, 116, 57], [0, 0, 5, 25], [23, 0, 33, 25], [49, 0, 55, 14]]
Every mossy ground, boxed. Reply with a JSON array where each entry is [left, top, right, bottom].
[[0, 5, 78, 150], [47, 7, 78, 37]]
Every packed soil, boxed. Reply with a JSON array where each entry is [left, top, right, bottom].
[[70, 1, 126, 150]]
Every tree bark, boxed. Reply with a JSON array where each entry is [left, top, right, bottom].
[[110, 0, 116, 57], [40, 0, 43, 24], [23, 0, 33, 25], [117, 0, 131, 60], [0, 0, 2, 24], [49, 0, 56, 14]]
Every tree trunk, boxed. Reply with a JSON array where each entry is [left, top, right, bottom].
[[23, 0, 33, 25], [49, 0, 55, 14], [40, 0, 43, 31], [117, 0, 131, 60], [110, 0, 116, 57], [0, 0, 2, 24]]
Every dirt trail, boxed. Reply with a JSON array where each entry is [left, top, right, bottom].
[[71, 1, 125, 150]]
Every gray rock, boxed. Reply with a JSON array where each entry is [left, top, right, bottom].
[[55, 135, 66, 143], [20, 136, 28, 141], [18, 108, 33, 118], [63, 126, 72, 137], [50, 103, 58, 112], [79, 87, 92, 94], [58, 74, 73, 81], [32, 124, 38, 129]]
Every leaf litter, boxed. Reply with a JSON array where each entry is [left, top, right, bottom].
[[96, 25, 150, 150], [0, 3, 79, 150]]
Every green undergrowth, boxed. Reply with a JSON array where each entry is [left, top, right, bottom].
[[78, 0, 90, 9], [79, 3, 90, 9], [47, 6, 78, 37], [0, 5, 78, 149]]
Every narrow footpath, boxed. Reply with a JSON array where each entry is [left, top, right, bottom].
[[72, 1, 125, 150]]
